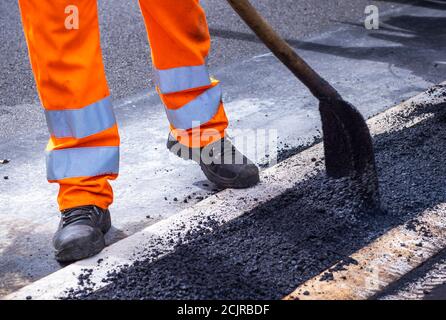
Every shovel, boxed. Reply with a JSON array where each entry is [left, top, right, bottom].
[[226, 0, 381, 210]]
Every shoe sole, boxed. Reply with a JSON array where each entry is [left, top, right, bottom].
[[55, 232, 105, 263], [55, 215, 111, 263]]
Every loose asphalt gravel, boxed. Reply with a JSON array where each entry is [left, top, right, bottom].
[[63, 88, 446, 300]]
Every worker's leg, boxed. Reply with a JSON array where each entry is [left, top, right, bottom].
[[18, 0, 120, 211], [138, 0, 259, 188], [138, 0, 228, 148]]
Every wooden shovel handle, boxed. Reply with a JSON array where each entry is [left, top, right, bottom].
[[226, 0, 340, 100]]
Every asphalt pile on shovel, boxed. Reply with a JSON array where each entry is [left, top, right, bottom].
[[67, 94, 446, 300]]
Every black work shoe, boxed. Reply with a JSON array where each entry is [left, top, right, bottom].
[[167, 133, 260, 189], [53, 206, 111, 263]]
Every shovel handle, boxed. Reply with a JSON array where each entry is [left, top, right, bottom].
[[226, 0, 340, 100]]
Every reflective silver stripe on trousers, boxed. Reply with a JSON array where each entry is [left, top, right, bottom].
[[46, 146, 119, 181], [45, 97, 116, 139], [154, 65, 211, 94], [164, 84, 222, 130]]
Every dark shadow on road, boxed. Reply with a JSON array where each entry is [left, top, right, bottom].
[[0, 228, 57, 297], [375, 247, 446, 299]]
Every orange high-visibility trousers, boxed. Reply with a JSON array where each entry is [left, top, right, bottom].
[[19, 0, 229, 211]]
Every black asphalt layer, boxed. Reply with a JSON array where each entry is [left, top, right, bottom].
[[66, 89, 446, 300]]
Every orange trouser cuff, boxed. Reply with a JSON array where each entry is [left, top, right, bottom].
[[55, 175, 117, 211]]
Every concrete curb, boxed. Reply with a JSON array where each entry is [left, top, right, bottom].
[[5, 82, 446, 300]]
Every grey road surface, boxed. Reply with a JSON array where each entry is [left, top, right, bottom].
[[1, 0, 412, 107]]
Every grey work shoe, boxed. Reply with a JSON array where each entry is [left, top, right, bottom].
[[167, 133, 260, 189], [53, 206, 111, 263]]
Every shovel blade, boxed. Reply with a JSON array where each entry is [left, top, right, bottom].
[[319, 98, 381, 211]]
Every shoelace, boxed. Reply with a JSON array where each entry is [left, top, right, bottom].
[[62, 206, 99, 227]]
